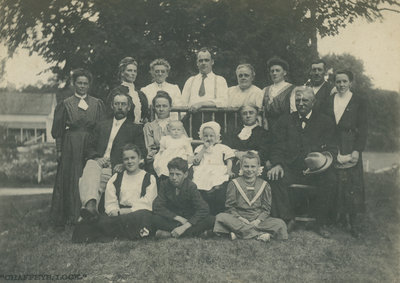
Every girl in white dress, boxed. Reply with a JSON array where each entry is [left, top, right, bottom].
[[153, 120, 193, 177], [192, 121, 235, 214]]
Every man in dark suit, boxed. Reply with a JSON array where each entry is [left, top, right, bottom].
[[307, 59, 333, 114], [79, 91, 146, 220], [267, 86, 337, 238]]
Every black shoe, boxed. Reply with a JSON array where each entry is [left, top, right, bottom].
[[200, 229, 217, 239], [80, 207, 99, 222], [287, 219, 296, 233]]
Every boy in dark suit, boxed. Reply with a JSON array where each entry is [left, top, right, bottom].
[[152, 157, 215, 238]]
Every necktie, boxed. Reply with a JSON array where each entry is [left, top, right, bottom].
[[300, 116, 308, 129], [198, 74, 207, 97]]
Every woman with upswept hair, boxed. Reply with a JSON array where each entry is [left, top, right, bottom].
[[262, 56, 295, 131], [106, 57, 149, 123]]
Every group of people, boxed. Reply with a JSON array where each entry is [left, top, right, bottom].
[[51, 47, 368, 243]]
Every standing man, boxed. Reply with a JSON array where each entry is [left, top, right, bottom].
[[79, 91, 146, 220], [181, 47, 228, 138], [182, 47, 228, 110], [267, 86, 337, 238], [307, 59, 333, 113]]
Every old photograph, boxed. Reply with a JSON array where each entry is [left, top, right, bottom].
[[0, 0, 399, 282]]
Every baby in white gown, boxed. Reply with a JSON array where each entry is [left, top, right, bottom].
[[153, 120, 193, 177]]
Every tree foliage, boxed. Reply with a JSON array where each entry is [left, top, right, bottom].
[[0, 0, 398, 99], [323, 53, 373, 93]]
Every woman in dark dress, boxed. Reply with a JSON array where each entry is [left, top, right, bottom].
[[224, 104, 272, 175], [262, 57, 295, 131], [51, 69, 105, 228], [106, 57, 149, 124], [328, 70, 368, 238]]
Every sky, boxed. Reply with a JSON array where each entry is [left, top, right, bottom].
[[0, 11, 399, 92], [318, 11, 400, 92]]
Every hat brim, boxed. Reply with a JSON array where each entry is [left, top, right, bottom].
[[303, 151, 333, 175], [334, 160, 358, 169]]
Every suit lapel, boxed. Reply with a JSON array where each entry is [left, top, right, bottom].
[[104, 119, 114, 139], [112, 119, 129, 148], [315, 82, 325, 98]]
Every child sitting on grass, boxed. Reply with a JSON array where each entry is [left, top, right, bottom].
[[152, 157, 215, 238], [72, 144, 157, 243], [192, 121, 235, 215], [105, 144, 157, 216], [213, 151, 288, 241], [153, 120, 193, 178]]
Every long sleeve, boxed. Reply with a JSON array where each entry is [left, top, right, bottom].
[[152, 183, 178, 220], [181, 76, 194, 105], [85, 122, 102, 160], [184, 139, 194, 158], [225, 181, 241, 218], [132, 175, 157, 212], [214, 76, 229, 107], [104, 174, 120, 215], [172, 84, 183, 106], [354, 96, 368, 152], [324, 117, 338, 158], [257, 183, 272, 221], [143, 122, 156, 153], [133, 125, 147, 158], [51, 101, 67, 152], [269, 115, 287, 166], [187, 184, 210, 225], [258, 130, 272, 163], [138, 90, 150, 122], [96, 99, 106, 121]]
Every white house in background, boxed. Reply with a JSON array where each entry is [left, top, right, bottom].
[[0, 92, 56, 143]]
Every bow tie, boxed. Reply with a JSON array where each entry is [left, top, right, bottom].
[[299, 116, 309, 123]]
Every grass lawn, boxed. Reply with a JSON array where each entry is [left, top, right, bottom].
[[0, 172, 399, 282]]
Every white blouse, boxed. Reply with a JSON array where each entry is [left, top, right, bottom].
[[122, 81, 142, 123], [334, 90, 353, 124], [141, 81, 183, 106], [105, 170, 157, 215], [227, 85, 263, 108]]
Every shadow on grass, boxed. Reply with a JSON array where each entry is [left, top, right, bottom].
[[0, 171, 399, 282]]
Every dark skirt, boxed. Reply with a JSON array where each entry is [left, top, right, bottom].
[[72, 210, 155, 243], [51, 130, 90, 225], [336, 156, 365, 215]]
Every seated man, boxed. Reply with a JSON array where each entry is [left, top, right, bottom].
[[214, 151, 288, 241], [267, 86, 337, 238], [152, 157, 215, 238], [72, 144, 156, 243], [79, 91, 146, 220]]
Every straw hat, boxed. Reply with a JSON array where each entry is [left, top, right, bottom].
[[303, 151, 333, 175]]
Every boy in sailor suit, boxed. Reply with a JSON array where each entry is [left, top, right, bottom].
[[214, 151, 288, 241]]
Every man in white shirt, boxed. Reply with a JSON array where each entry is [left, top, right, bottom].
[[79, 92, 146, 221], [181, 47, 228, 137], [182, 48, 228, 110]]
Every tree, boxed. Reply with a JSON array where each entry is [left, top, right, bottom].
[[0, 0, 398, 100]]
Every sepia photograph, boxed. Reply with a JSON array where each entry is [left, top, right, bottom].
[[0, 0, 399, 282]]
